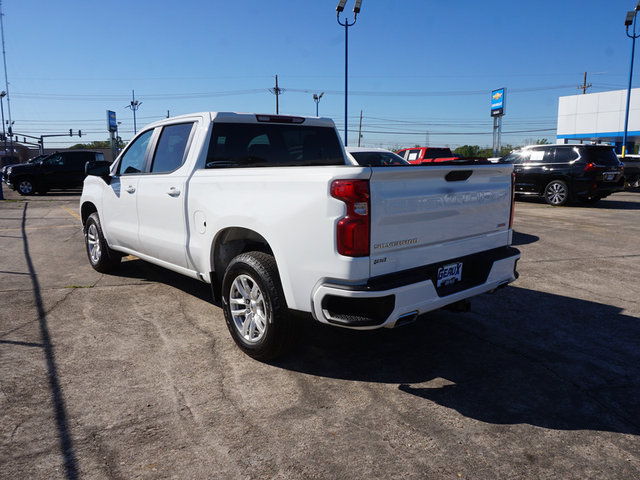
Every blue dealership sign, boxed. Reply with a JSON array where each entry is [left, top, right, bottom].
[[491, 88, 505, 117], [107, 110, 117, 132]]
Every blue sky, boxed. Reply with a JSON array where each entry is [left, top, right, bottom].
[[1, 0, 638, 150]]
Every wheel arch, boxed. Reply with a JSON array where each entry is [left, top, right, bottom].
[[209, 227, 274, 301], [80, 201, 98, 227]]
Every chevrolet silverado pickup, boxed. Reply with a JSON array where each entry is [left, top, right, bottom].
[[80, 112, 520, 360]]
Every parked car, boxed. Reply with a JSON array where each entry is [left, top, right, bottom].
[[6, 150, 104, 195], [346, 146, 410, 166], [502, 144, 624, 206], [2, 155, 48, 184], [617, 154, 640, 188], [395, 146, 459, 164]]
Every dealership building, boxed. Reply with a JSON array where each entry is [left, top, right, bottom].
[[557, 88, 640, 154]]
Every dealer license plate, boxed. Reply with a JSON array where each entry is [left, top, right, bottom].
[[437, 262, 463, 288], [603, 172, 617, 181]]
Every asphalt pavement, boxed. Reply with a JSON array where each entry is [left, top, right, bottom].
[[1, 184, 639, 479]]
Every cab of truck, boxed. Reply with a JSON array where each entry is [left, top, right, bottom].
[[395, 147, 459, 164]]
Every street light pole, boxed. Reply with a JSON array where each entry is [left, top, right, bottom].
[[336, 0, 362, 146], [0, 91, 6, 161], [313, 92, 324, 117], [623, 2, 640, 158], [126, 90, 142, 135], [0, 91, 4, 200]]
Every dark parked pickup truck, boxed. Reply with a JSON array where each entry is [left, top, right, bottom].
[[6, 150, 104, 195], [618, 154, 640, 187]]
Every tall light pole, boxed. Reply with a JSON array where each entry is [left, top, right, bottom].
[[0, 91, 4, 200], [623, 1, 640, 158], [0, 91, 6, 161], [126, 90, 142, 135], [313, 92, 324, 117], [0, 0, 12, 164], [336, 0, 362, 146]]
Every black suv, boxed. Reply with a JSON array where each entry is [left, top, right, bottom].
[[6, 150, 104, 195], [502, 144, 624, 206]]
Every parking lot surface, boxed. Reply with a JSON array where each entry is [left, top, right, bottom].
[[1, 185, 639, 479]]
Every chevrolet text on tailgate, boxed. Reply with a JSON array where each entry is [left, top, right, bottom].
[[80, 112, 520, 360]]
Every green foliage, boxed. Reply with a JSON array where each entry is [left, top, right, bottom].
[[535, 138, 550, 145], [453, 145, 481, 158], [71, 137, 125, 149]]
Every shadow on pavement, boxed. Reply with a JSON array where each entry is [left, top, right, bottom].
[[114, 258, 215, 305], [18, 202, 79, 480], [90, 249, 640, 436], [512, 231, 539, 246], [273, 286, 640, 436], [516, 192, 640, 210]]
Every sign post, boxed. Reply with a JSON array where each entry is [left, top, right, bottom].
[[491, 88, 506, 157], [107, 110, 117, 161]]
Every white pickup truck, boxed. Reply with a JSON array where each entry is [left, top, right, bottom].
[[80, 112, 519, 359]]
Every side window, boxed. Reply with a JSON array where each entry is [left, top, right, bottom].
[[45, 154, 64, 166], [528, 149, 553, 163], [118, 129, 153, 175], [407, 149, 422, 162], [150, 123, 194, 173], [553, 148, 578, 164]]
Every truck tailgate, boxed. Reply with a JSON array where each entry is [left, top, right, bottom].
[[369, 164, 513, 277]]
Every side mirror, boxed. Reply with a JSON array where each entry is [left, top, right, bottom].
[[85, 160, 111, 183]]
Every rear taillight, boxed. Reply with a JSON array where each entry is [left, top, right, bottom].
[[331, 179, 370, 257], [583, 162, 602, 172], [509, 172, 515, 229]]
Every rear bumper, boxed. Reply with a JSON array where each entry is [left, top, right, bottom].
[[311, 246, 520, 329]]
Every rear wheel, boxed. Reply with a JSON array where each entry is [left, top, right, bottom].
[[544, 180, 569, 206], [16, 178, 35, 196], [222, 251, 291, 360], [84, 213, 121, 273]]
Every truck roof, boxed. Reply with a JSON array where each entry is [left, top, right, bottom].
[[144, 112, 337, 129]]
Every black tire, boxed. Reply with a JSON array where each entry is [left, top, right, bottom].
[[16, 177, 35, 196], [84, 213, 121, 273], [221, 251, 291, 360], [544, 180, 569, 206]]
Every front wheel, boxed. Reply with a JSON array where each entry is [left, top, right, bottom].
[[16, 178, 35, 196], [544, 180, 569, 206], [84, 213, 121, 273], [221, 252, 291, 360]]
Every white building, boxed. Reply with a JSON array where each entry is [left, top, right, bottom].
[[557, 88, 640, 153]]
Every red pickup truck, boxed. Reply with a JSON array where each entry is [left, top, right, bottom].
[[395, 147, 459, 164]]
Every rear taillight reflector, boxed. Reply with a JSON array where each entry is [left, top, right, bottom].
[[331, 179, 370, 257], [583, 162, 603, 172]]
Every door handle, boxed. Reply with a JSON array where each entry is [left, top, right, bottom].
[[126, 186, 136, 194], [167, 187, 181, 197]]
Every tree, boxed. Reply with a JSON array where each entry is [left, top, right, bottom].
[[453, 145, 481, 158], [71, 138, 125, 150]]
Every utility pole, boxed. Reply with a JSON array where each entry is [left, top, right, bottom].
[[269, 75, 284, 114], [358, 110, 363, 147], [0, 0, 13, 169], [579, 72, 592, 94]]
